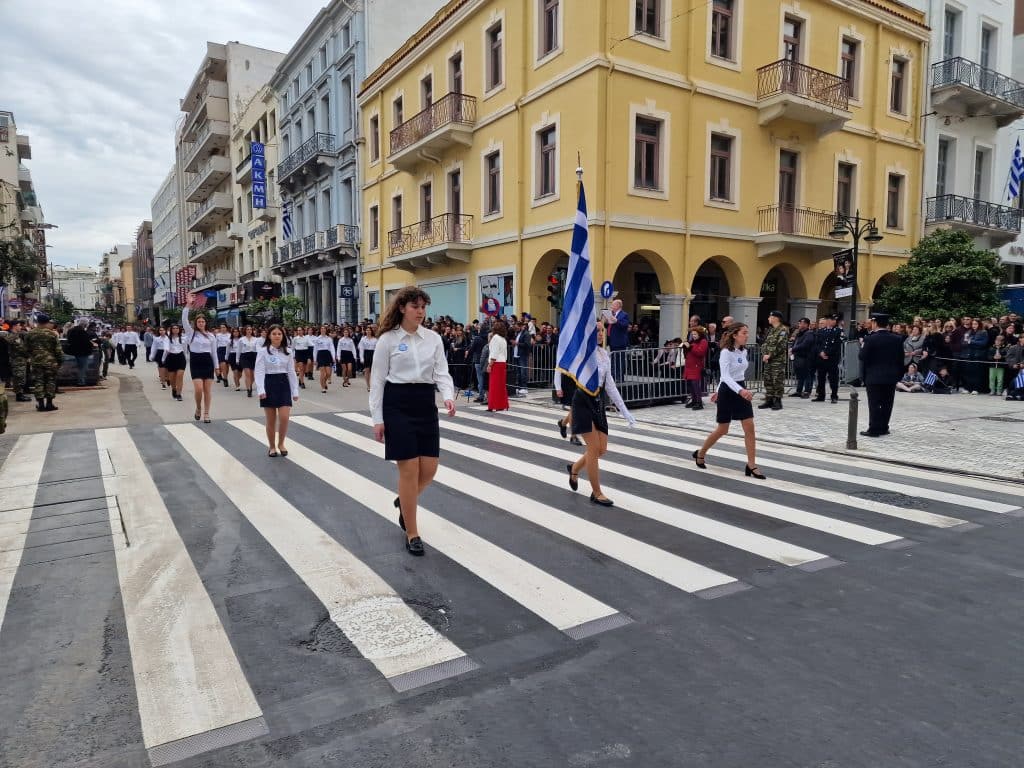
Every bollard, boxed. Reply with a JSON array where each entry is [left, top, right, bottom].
[[846, 390, 859, 450]]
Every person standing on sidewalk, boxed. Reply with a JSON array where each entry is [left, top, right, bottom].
[[25, 314, 61, 412], [813, 314, 843, 403], [7, 320, 32, 403], [605, 299, 630, 383], [859, 313, 904, 437], [681, 326, 708, 409], [143, 327, 154, 365], [486, 320, 510, 412], [66, 319, 97, 386], [789, 318, 815, 398], [759, 310, 789, 410], [512, 320, 533, 397]]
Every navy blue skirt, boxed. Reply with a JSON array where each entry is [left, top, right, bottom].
[[261, 373, 292, 408], [716, 380, 754, 424], [382, 382, 439, 461], [189, 353, 216, 380]]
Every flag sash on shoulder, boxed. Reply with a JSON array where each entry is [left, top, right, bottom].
[[555, 182, 599, 396]]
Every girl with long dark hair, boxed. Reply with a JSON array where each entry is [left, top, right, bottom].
[[238, 326, 260, 397], [311, 324, 336, 393], [182, 298, 217, 422], [215, 322, 231, 386], [163, 324, 186, 401], [370, 286, 456, 557], [336, 327, 357, 387], [357, 326, 377, 391], [486, 320, 510, 412], [292, 326, 311, 389], [255, 324, 300, 457], [149, 327, 169, 388]]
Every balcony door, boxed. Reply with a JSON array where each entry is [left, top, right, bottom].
[[779, 150, 799, 234], [448, 170, 462, 240], [782, 17, 803, 91]]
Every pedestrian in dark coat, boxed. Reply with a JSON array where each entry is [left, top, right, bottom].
[[858, 313, 905, 437]]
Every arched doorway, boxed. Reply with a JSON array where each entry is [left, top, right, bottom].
[[872, 272, 898, 309], [818, 272, 860, 322], [528, 249, 570, 324], [612, 251, 665, 340], [757, 263, 807, 329], [691, 257, 741, 328]]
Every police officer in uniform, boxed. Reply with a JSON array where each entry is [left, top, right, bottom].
[[812, 314, 843, 403], [759, 310, 789, 410], [7, 320, 32, 402], [25, 314, 62, 412], [859, 312, 904, 437]]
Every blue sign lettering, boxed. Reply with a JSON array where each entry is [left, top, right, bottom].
[[251, 142, 267, 209], [252, 168, 266, 183], [253, 182, 266, 196], [253, 195, 267, 208], [252, 156, 266, 169]]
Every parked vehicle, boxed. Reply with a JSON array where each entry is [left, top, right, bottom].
[[56, 339, 102, 386]]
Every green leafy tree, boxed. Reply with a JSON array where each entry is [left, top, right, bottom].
[[47, 293, 76, 326], [874, 229, 1007, 321], [159, 307, 182, 326], [0, 238, 40, 298], [247, 295, 306, 326]]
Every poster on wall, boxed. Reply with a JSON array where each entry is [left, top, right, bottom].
[[479, 273, 514, 319]]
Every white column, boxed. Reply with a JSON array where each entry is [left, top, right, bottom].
[[788, 298, 822, 325], [727, 296, 762, 331], [655, 294, 687, 341], [321, 275, 333, 325], [855, 301, 873, 323]]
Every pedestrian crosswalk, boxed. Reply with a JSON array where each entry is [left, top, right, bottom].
[[1, 406, 1020, 764]]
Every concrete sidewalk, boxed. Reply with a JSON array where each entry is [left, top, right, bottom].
[[517, 385, 1024, 482]]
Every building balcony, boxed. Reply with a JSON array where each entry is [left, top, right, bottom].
[[228, 222, 246, 241], [17, 165, 32, 190], [277, 132, 336, 188], [256, 196, 279, 223], [756, 59, 852, 136], [186, 192, 232, 232], [325, 223, 359, 251], [187, 231, 233, 265], [184, 154, 231, 202], [182, 80, 229, 142], [388, 213, 473, 270], [388, 93, 477, 171], [182, 120, 230, 173], [16, 134, 31, 160], [925, 194, 1022, 247], [190, 268, 237, 291], [235, 152, 253, 184], [755, 204, 839, 258], [931, 57, 1024, 127]]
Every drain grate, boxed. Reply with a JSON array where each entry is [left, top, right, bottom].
[[848, 491, 927, 509]]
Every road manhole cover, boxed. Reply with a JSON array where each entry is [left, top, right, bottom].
[[404, 598, 451, 632], [980, 416, 1024, 423], [848, 491, 926, 509]]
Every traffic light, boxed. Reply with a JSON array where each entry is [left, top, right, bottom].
[[547, 274, 560, 308]]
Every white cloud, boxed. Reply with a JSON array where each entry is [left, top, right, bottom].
[[4, 0, 325, 267]]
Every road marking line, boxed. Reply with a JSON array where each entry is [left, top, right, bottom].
[[336, 413, 827, 567], [95, 428, 267, 762], [165, 423, 473, 689], [293, 416, 736, 595], [0, 433, 52, 636], [456, 410, 967, 529], [238, 418, 629, 631]]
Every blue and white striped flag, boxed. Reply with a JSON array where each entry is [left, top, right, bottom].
[[1008, 138, 1024, 201], [282, 200, 294, 240], [555, 181, 599, 395], [1015, 369, 1024, 390], [923, 370, 938, 387]]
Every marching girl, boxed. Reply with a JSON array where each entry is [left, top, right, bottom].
[[238, 326, 260, 397], [486, 320, 510, 412], [292, 327, 311, 388], [215, 322, 231, 386], [163, 324, 187, 401], [149, 327, 169, 388], [227, 328, 243, 390], [303, 326, 316, 380], [357, 326, 377, 391], [255, 324, 300, 457], [311, 325, 336, 393], [182, 297, 218, 423], [694, 322, 765, 479], [336, 327, 357, 387], [370, 286, 456, 557], [558, 321, 637, 507]]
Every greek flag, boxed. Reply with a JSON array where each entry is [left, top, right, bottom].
[[923, 370, 938, 387], [555, 181, 599, 395], [1015, 369, 1024, 390], [1008, 138, 1024, 201], [282, 200, 293, 240]]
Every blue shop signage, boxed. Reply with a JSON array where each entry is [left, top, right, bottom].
[[251, 142, 266, 209]]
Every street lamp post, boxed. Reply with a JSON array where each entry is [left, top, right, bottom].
[[828, 210, 884, 337]]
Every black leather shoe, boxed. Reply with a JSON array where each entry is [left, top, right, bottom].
[[811, 397, 825, 402], [558, 419, 568, 439], [590, 494, 614, 507], [394, 496, 405, 530], [406, 537, 424, 556], [787, 392, 802, 398], [569, 435, 583, 446], [830, 396, 839, 404], [566, 464, 578, 491], [771, 400, 782, 410], [859, 430, 881, 437]]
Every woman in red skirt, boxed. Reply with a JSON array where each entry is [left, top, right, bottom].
[[486, 320, 510, 412]]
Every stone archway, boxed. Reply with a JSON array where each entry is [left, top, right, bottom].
[[610, 250, 670, 341], [818, 272, 861, 322], [871, 272, 898, 306], [528, 249, 570, 324], [690, 256, 744, 329]]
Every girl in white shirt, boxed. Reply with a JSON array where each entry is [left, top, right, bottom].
[[369, 286, 456, 557], [182, 299, 218, 423], [556, 322, 637, 507], [311, 325, 336, 393], [695, 322, 765, 479], [227, 328, 243, 390], [163, 324, 187, 401], [336, 328, 357, 387], [149, 328, 169, 389], [292, 328, 311, 389], [215, 323, 232, 386], [486, 320, 510, 412], [255, 324, 300, 457], [238, 327, 260, 397], [357, 327, 378, 391]]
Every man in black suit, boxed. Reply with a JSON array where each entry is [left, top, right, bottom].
[[859, 312, 905, 437]]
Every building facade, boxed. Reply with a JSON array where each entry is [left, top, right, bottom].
[[358, 0, 929, 337], [97, 244, 131, 315], [178, 42, 284, 313], [996, 0, 1024, 287], [120, 256, 136, 321], [150, 166, 182, 322], [133, 220, 154, 321], [49, 265, 98, 310]]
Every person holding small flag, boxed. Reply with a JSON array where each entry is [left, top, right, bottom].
[[1005, 334, 1024, 400]]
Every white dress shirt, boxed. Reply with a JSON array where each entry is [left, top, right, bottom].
[[227, 338, 239, 360], [336, 337, 357, 357], [113, 332, 124, 346], [165, 335, 186, 355], [718, 346, 750, 394], [148, 336, 168, 360], [292, 334, 311, 351], [254, 346, 300, 399], [122, 331, 140, 346], [369, 325, 454, 424], [239, 336, 261, 354], [215, 332, 231, 348], [553, 348, 637, 426], [181, 307, 217, 366], [488, 334, 508, 363], [311, 334, 336, 359], [357, 336, 377, 363]]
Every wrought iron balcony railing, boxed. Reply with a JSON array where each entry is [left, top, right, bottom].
[[326, 224, 359, 248], [389, 93, 478, 156], [925, 194, 1022, 234], [756, 59, 850, 111], [277, 132, 336, 181], [303, 234, 317, 253], [388, 213, 473, 257], [757, 204, 837, 238], [931, 57, 1024, 107]]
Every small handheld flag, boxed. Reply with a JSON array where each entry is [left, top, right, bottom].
[[1014, 369, 1024, 390], [923, 370, 938, 387]]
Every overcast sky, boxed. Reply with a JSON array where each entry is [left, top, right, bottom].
[[4, 0, 325, 269]]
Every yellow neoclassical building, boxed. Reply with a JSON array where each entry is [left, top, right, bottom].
[[357, 0, 929, 336]]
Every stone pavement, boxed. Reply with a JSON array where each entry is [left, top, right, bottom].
[[518, 385, 1024, 482]]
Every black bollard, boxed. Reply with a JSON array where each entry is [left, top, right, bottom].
[[846, 390, 859, 450]]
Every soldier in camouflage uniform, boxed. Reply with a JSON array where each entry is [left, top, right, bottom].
[[7, 320, 33, 402], [759, 310, 789, 411], [25, 314, 62, 412]]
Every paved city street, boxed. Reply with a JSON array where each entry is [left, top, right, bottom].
[[1, 369, 1023, 767]]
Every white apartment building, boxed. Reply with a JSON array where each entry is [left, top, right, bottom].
[[904, 0, 1024, 258], [178, 41, 284, 313], [150, 166, 182, 318], [50, 265, 99, 310], [96, 244, 131, 313]]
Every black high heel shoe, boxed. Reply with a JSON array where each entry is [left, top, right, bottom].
[[558, 419, 568, 439], [590, 493, 614, 507], [566, 463, 578, 492], [394, 496, 405, 531], [692, 449, 707, 469], [745, 465, 766, 479]]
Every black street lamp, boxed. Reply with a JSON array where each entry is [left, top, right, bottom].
[[829, 209, 883, 336]]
